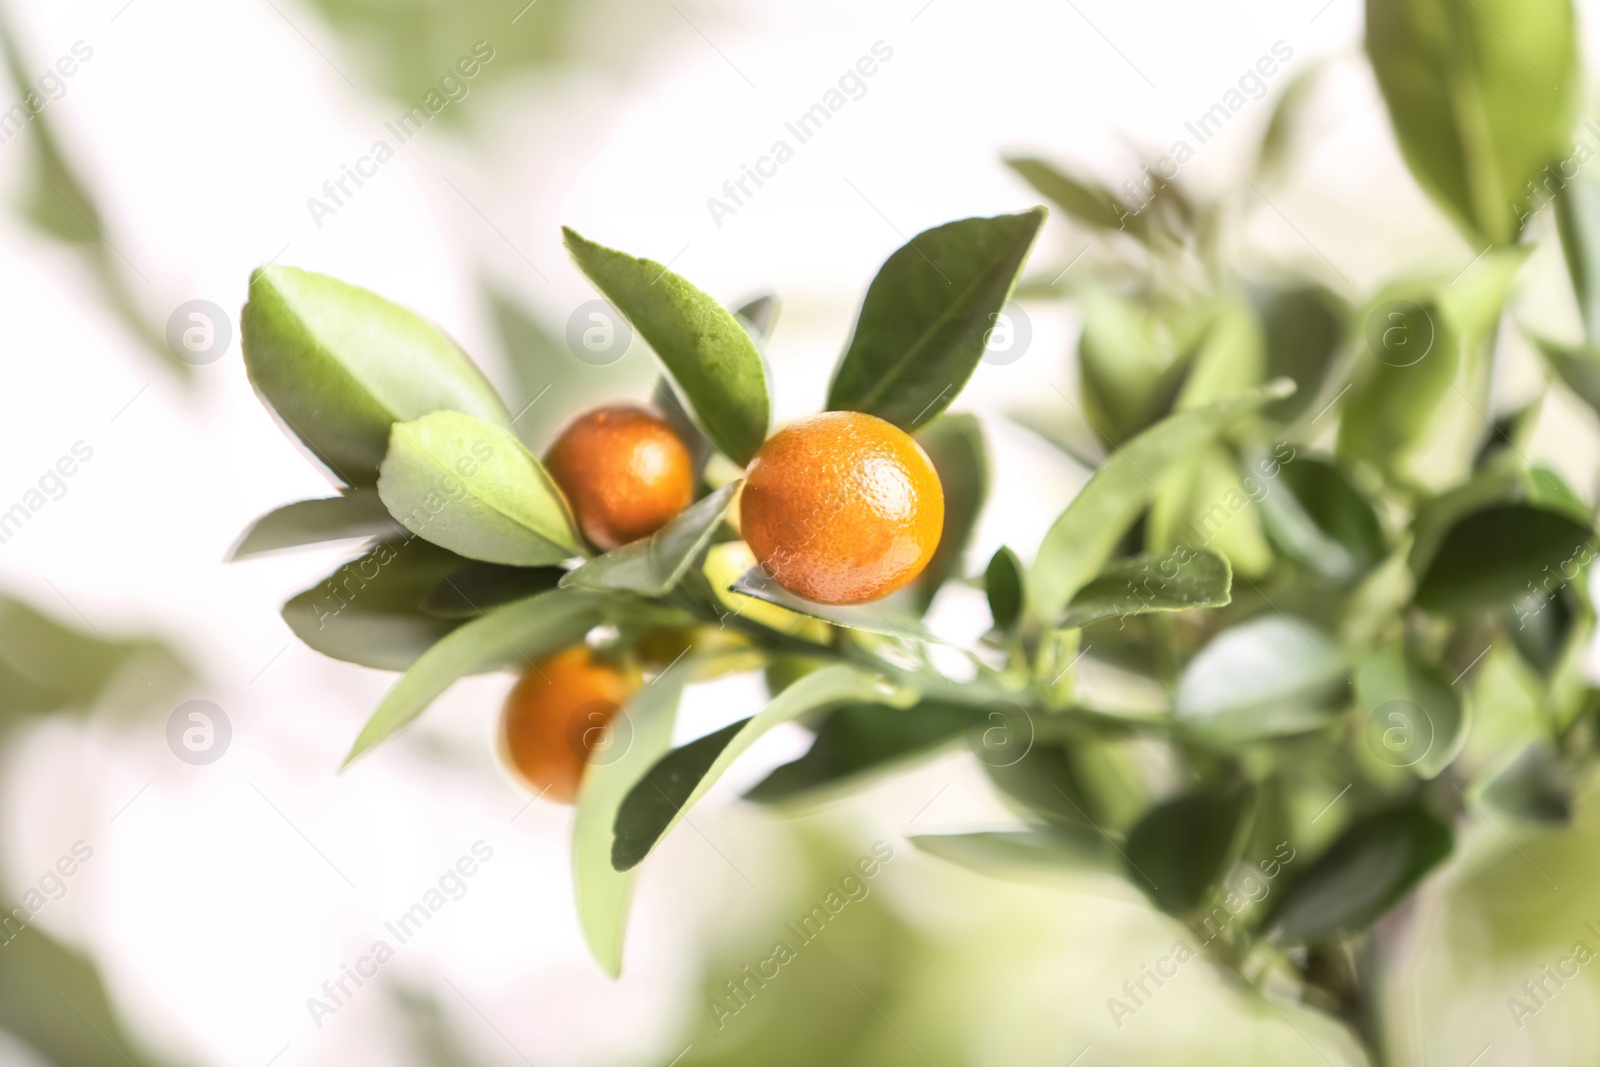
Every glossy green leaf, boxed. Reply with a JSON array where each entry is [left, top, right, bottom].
[[1413, 504, 1593, 614], [985, 547, 1025, 633], [827, 209, 1046, 430], [913, 415, 988, 612], [241, 265, 511, 484], [1355, 651, 1468, 779], [1059, 548, 1231, 630], [1124, 785, 1254, 915], [421, 562, 566, 618], [728, 569, 941, 643], [1483, 741, 1571, 824], [283, 539, 468, 671], [745, 701, 973, 803], [228, 490, 404, 560], [563, 228, 770, 464], [1251, 285, 1344, 422], [377, 410, 583, 566], [1030, 380, 1293, 621], [561, 481, 739, 597], [1264, 805, 1453, 944], [1174, 616, 1349, 740], [574, 664, 692, 976], [1257, 455, 1386, 583], [1078, 292, 1201, 446], [1366, 0, 1577, 245], [1555, 174, 1600, 339], [612, 665, 889, 870], [344, 588, 611, 766]]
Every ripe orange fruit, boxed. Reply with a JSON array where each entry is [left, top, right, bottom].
[[740, 411, 944, 605], [545, 404, 694, 551], [500, 645, 638, 803]]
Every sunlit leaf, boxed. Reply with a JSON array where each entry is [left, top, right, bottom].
[[242, 265, 511, 484], [827, 209, 1045, 430], [377, 410, 583, 565], [563, 228, 770, 464]]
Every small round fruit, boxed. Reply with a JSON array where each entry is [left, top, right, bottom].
[[500, 645, 637, 803], [740, 411, 944, 605], [544, 404, 694, 551]]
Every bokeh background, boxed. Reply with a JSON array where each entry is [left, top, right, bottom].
[[1, 0, 1599, 1064]]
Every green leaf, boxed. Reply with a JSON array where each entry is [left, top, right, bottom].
[[1264, 805, 1453, 944], [563, 228, 770, 464], [227, 490, 404, 560], [283, 540, 468, 671], [827, 209, 1046, 430], [1412, 503, 1593, 614], [561, 481, 739, 597], [913, 415, 988, 612], [1355, 651, 1469, 779], [1257, 455, 1386, 584], [1337, 298, 1458, 472], [1058, 548, 1232, 630], [1506, 584, 1579, 676], [612, 665, 889, 871], [421, 562, 566, 618], [1483, 741, 1571, 824], [1030, 380, 1293, 621], [910, 828, 1112, 879], [1254, 61, 1330, 180], [1005, 158, 1128, 231], [985, 547, 1025, 632], [377, 410, 583, 566], [1078, 293, 1202, 446], [1530, 335, 1600, 417], [1251, 285, 1344, 422], [343, 588, 611, 766], [1124, 785, 1254, 915], [1555, 174, 1600, 339], [985, 740, 1104, 836], [1366, 0, 1577, 245], [573, 664, 692, 976], [241, 265, 511, 485], [744, 701, 973, 803], [734, 294, 780, 341], [1174, 616, 1349, 740]]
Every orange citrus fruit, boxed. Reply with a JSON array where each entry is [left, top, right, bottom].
[[545, 404, 694, 551], [739, 411, 944, 605], [500, 645, 638, 803]]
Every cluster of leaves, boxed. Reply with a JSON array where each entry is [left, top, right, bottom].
[[961, 0, 1594, 1048], [236, 1, 1600, 1056], [233, 207, 1045, 973]]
